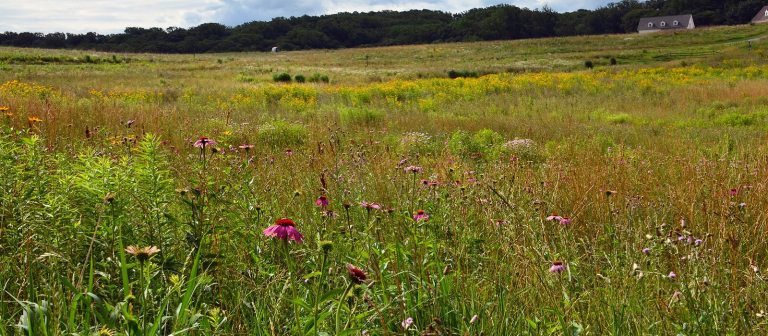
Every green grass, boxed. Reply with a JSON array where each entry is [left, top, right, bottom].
[[1, 24, 768, 335]]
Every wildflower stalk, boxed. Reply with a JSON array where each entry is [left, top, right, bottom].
[[335, 282, 354, 335], [311, 249, 329, 334]]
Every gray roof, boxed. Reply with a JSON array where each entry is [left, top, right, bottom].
[[637, 14, 693, 31], [752, 6, 768, 23]]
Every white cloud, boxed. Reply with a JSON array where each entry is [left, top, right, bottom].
[[0, 0, 615, 33]]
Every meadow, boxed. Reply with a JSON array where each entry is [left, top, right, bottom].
[[1, 24, 768, 335]]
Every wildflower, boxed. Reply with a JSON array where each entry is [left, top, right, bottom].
[[470, 315, 479, 324], [668, 271, 677, 279], [694, 239, 703, 246], [238, 144, 255, 151], [126, 119, 135, 128], [397, 158, 408, 167], [97, 326, 117, 336], [346, 264, 367, 284], [285, 148, 293, 156], [605, 190, 617, 197], [404, 165, 423, 173], [263, 218, 304, 243], [546, 215, 563, 222], [360, 201, 381, 210], [401, 317, 414, 329], [193, 136, 216, 148], [413, 209, 429, 222], [559, 217, 572, 225], [27, 116, 42, 125], [0, 106, 8, 112], [315, 195, 329, 208], [729, 188, 738, 197], [125, 245, 160, 263], [549, 261, 566, 273], [642, 247, 651, 255]]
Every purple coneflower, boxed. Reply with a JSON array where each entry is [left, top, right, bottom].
[[125, 245, 160, 263], [315, 195, 329, 208], [285, 148, 293, 156], [546, 215, 563, 222], [549, 261, 566, 273], [559, 217, 572, 225], [360, 201, 381, 210], [413, 209, 429, 222], [401, 317, 414, 329], [668, 271, 677, 279], [642, 247, 651, 255], [729, 188, 738, 197], [263, 218, 304, 243], [238, 144, 255, 151], [193, 136, 216, 149], [404, 165, 423, 173]]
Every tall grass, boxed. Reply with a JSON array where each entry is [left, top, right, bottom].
[[1, 26, 768, 334]]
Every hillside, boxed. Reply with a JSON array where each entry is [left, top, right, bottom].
[[0, 0, 766, 53]]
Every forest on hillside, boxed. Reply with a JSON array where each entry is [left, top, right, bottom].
[[0, 0, 766, 53]]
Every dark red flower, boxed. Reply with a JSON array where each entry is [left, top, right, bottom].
[[346, 264, 367, 284]]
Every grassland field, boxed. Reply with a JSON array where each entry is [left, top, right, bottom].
[[1, 23, 768, 335]]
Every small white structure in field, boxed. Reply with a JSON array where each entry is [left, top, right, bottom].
[[637, 14, 695, 34], [751, 6, 768, 24], [271, 46, 278, 52]]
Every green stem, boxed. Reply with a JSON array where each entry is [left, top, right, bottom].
[[312, 252, 328, 335], [335, 283, 354, 335]]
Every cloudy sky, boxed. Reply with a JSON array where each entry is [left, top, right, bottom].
[[0, 0, 615, 33]]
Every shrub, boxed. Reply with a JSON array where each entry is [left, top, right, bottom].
[[308, 73, 330, 83], [610, 57, 617, 65], [256, 120, 308, 147], [584, 60, 594, 69], [272, 72, 292, 82], [294, 74, 306, 83], [339, 107, 385, 126], [448, 70, 479, 79]]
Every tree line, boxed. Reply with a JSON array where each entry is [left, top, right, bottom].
[[0, 0, 765, 53]]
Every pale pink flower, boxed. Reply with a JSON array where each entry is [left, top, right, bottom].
[[549, 261, 566, 273]]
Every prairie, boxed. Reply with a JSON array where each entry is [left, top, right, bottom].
[[1, 24, 768, 335]]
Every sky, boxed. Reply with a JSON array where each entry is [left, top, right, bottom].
[[0, 0, 616, 34]]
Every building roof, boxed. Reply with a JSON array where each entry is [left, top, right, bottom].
[[638, 14, 693, 31], [752, 6, 768, 23]]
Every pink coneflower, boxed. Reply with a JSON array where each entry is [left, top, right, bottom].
[[549, 261, 566, 273], [315, 195, 329, 208], [668, 271, 677, 279], [285, 148, 293, 156], [346, 264, 367, 284], [401, 317, 414, 329], [360, 201, 381, 210], [559, 217, 572, 225], [546, 215, 563, 222], [263, 218, 304, 243], [238, 144, 255, 151], [193, 136, 216, 148], [729, 188, 738, 197], [404, 165, 423, 173], [413, 209, 429, 222]]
